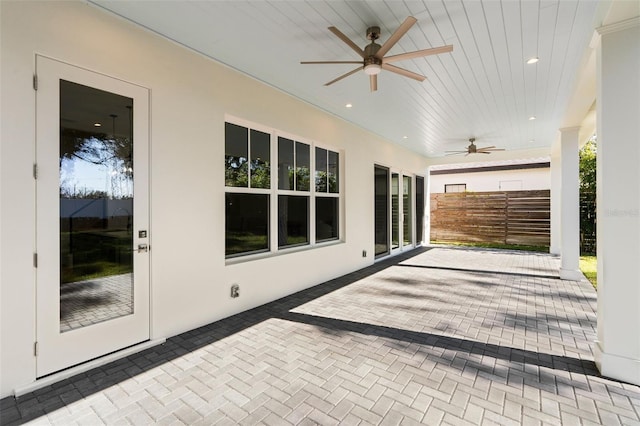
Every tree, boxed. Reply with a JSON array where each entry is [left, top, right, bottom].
[[579, 135, 597, 254], [579, 136, 597, 194]]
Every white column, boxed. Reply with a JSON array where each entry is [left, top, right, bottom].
[[549, 143, 561, 255], [558, 127, 582, 280], [594, 18, 640, 386], [424, 168, 431, 244]]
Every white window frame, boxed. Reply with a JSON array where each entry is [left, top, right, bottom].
[[225, 116, 343, 263], [313, 142, 341, 244]]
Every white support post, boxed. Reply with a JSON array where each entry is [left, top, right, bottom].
[[424, 168, 431, 245], [558, 127, 582, 280], [550, 143, 562, 255], [594, 18, 640, 386]]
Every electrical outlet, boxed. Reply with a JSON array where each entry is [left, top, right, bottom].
[[362, 250, 367, 257]]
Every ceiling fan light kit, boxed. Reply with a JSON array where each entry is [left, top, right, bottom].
[[301, 16, 453, 92], [364, 63, 381, 75]]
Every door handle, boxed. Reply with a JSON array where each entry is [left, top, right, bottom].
[[137, 244, 149, 253]]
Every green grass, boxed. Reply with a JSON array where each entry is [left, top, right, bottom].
[[580, 255, 597, 288], [431, 240, 548, 253], [61, 229, 133, 283]]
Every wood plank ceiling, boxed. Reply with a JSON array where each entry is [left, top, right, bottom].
[[91, 0, 600, 159]]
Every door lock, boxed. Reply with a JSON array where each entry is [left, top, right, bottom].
[[137, 244, 149, 253]]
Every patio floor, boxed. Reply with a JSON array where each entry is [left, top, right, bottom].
[[1, 246, 639, 425]]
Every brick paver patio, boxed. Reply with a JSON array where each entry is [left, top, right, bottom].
[[1, 246, 639, 425], [60, 273, 133, 333]]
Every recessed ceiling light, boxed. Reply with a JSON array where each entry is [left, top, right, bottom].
[[345, 103, 352, 108], [528, 116, 537, 121], [527, 57, 539, 64], [94, 123, 102, 127], [402, 136, 408, 139], [529, 139, 535, 143]]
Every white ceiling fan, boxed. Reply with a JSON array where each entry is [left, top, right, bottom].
[[301, 16, 453, 92], [445, 138, 505, 156]]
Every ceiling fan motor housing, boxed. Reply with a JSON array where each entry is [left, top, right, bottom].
[[366, 26, 381, 40], [468, 138, 477, 153]]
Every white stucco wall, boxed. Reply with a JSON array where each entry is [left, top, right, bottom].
[[0, 1, 428, 397], [429, 167, 550, 193]]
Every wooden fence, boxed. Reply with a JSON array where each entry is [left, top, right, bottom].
[[430, 190, 550, 247]]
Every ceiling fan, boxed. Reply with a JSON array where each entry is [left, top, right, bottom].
[[445, 138, 505, 156], [301, 16, 453, 92]]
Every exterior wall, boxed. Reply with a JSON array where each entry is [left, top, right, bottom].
[[0, 1, 428, 397], [429, 167, 550, 193]]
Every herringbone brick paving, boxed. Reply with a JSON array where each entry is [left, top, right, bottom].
[[1, 246, 639, 425]]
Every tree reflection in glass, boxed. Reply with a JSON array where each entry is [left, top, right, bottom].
[[225, 123, 249, 187], [59, 80, 134, 332]]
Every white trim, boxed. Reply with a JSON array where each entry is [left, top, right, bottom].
[[596, 17, 640, 36], [225, 240, 343, 265], [14, 339, 165, 397], [559, 268, 583, 281], [594, 341, 640, 386]]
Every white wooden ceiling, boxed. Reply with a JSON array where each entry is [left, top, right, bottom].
[[91, 0, 601, 159]]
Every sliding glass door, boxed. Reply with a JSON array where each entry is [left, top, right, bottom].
[[375, 166, 418, 258], [374, 165, 389, 257]]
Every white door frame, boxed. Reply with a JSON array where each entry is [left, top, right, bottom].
[[35, 55, 150, 377]]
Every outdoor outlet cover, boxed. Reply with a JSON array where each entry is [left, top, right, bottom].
[[230, 284, 240, 298], [362, 250, 367, 257]]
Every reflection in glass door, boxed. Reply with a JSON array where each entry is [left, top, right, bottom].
[[391, 173, 400, 250], [59, 80, 134, 332], [416, 176, 425, 244], [374, 165, 389, 257], [402, 175, 413, 247]]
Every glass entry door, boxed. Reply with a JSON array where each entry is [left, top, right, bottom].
[[36, 56, 150, 377]]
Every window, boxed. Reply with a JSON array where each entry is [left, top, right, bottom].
[[315, 147, 339, 242], [225, 119, 341, 258], [278, 137, 310, 191], [225, 122, 271, 257], [316, 197, 338, 241], [445, 183, 466, 193], [278, 195, 309, 247], [225, 193, 269, 256], [278, 137, 311, 248], [225, 123, 270, 189]]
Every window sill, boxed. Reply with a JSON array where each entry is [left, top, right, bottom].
[[225, 239, 343, 266]]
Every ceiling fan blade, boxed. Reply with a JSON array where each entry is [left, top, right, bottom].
[[375, 16, 417, 59], [301, 60, 363, 65], [445, 152, 465, 156], [324, 66, 362, 86], [381, 63, 426, 82], [383, 45, 453, 63], [370, 74, 378, 92], [328, 26, 366, 58], [477, 146, 496, 150], [478, 148, 505, 152], [444, 150, 467, 154]]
